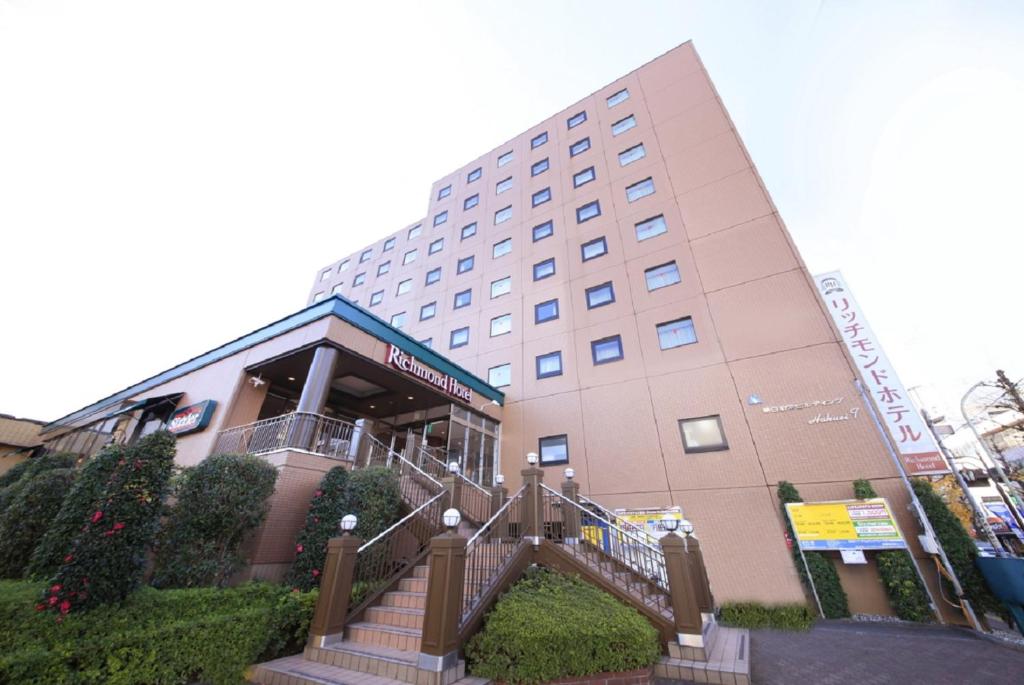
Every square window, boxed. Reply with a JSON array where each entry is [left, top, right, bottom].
[[457, 255, 475, 274], [567, 111, 587, 129], [403, 249, 417, 265], [533, 258, 556, 281], [420, 301, 437, 321], [494, 205, 512, 224], [585, 281, 615, 308], [433, 211, 448, 226], [360, 249, 372, 263], [490, 313, 512, 337], [581, 236, 608, 262], [534, 298, 559, 323], [450, 327, 470, 349], [320, 269, 330, 281], [497, 150, 514, 167], [573, 166, 596, 188], [491, 276, 512, 298], [331, 283, 344, 295], [339, 259, 350, 272], [493, 238, 512, 258], [535, 351, 563, 379], [461, 222, 478, 240], [626, 177, 655, 202], [679, 416, 728, 453], [569, 137, 591, 157], [607, 88, 629, 107], [531, 187, 551, 207], [645, 261, 680, 291], [658, 317, 697, 350], [425, 267, 442, 285], [396, 278, 412, 296], [464, 194, 479, 210], [454, 289, 472, 309], [531, 131, 548, 149], [591, 335, 623, 364], [531, 158, 549, 176], [576, 200, 601, 223], [618, 143, 646, 166], [467, 167, 482, 183], [312, 291, 326, 303], [369, 290, 384, 306], [383, 237, 396, 252], [390, 312, 406, 329], [635, 215, 668, 241], [420, 337, 433, 349], [353, 272, 366, 286], [611, 115, 637, 136], [437, 184, 452, 200], [408, 224, 422, 239], [488, 363, 511, 388], [496, 176, 513, 194], [532, 220, 554, 242], [429, 238, 444, 255], [377, 261, 391, 276], [539, 434, 568, 465]]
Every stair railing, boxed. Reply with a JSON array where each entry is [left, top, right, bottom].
[[357, 434, 445, 508], [578, 494, 659, 547], [411, 443, 494, 523]]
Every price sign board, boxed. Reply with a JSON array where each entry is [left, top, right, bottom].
[[785, 498, 907, 551]]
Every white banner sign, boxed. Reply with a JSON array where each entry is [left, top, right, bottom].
[[815, 271, 949, 475]]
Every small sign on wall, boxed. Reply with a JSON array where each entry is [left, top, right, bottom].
[[841, 549, 867, 565], [166, 400, 217, 435]]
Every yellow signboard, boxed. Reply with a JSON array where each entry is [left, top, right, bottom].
[[785, 498, 906, 551]]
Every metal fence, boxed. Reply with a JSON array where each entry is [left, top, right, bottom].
[[460, 486, 526, 627], [210, 412, 357, 460]]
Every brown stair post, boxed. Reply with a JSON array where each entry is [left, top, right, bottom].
[[490, 480, 508, 537], [307, 533, 362, 648], [660, 532, 714, 650], [560, 472, 581, 544], [418, 527, 467, 685], [520, 465, 544, 542], [443, 472, 463, 514]]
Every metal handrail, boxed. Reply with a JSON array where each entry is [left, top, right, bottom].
[[359, 491, 448, 553], [211, 411, 357, 461], [460, 486, 527, 625], [362, 434, 445, 490], [578, 494, 659, 546], [414, 443, 493, 496], [543, 485, 664, 556], [467, 485, 526, 547]]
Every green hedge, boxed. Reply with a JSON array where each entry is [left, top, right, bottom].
[[466, 568, 660, 685], [0, 468, 76, 578], [346, 467, 403, 541], [0, 579, 316, 684], [0, 453, 76, 516], [287, 466, 350, 591], [718, 602, 815, 631]]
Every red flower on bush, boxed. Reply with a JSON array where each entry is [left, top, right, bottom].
[[295, 544, 304, 554], [311, 568, 320, 578], [50, 584, 62, 594], [63, 554, 74, 563], [48, 596, 58, 606], [35, 603, 46, 612], [91, 511, 103, 524], [113, 522, 125, 531], [59, 600, 71, 614], [314, 490, 323, 498]]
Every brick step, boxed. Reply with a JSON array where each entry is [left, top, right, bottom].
[[397, 577, 428, 593], [412, 564, 429, 578], [380, 591, 426, 610], [365, 605, 425, 630], [304, 641, 421, 684], [654, 626, 750, 685], [348, 621, 422, 652]]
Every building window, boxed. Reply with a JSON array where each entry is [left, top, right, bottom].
[[369, 290, 384, 306], [491, 276, 512, 298], [339, 259, 350, 272], [635, 215, 668, 241], [569, 137, 591, 157], [532, 187, 551, 207], [488, 363, 511, 388], [658, 317, 697, 350], [585, 281, 615, 308], [425, 267, 442, 285], [464, 194, 479, 210], [567, 111, 587, 129], [403, 249, 417, 265], [495, 205, 512, 224], [420, 337, 433, 349], [390, 312, 406, 329], [408, 224, 422, 239], [591, 335, 624, 364], [611, 115, 637, 136], [420, 301, 437, 321], [533, 258, 556, 281], [429, 238, 444, 255], [534, 298, 559, 323], [496, 176, 513, 194], [572, 166, 596, 188], [531, 131, 548, 149], [679, 416, 728, 453], [433, 211, 448, 226], [576, 200, 601, 223], [396, 279, 412, 296], [377, 261, 390, 276], [319, 269, 331, 282], [353, 272, 366, 286], [454, 288, 472, 309], [626, 177, 655, 203], [536, 351, 563, 379], [360, 249, 372, 263], [497, 150, 514, 167], [607, 88, 629, 107], [450, 327, 470, 349], [437, 184, 452, 200], [468, 167, 482, 183], [645, 261, 681, 291], [581, 236, 608, 262], [619, 143, 646, 166], [461, 222, 478, 240], [331, 283, 345, 295], [490, 313, 512, 337], [457, 255, 475, 274], [532, 220, 554, 242], [539, 434, 569, 465], [383, 237, 396, 252], [531, 158, 549, 176], [312, 291, 325, 303], [493, 238, 512, 258]]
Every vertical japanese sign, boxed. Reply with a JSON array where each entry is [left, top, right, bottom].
[[815, 271, 949, 475]]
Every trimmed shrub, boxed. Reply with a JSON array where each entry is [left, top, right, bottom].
[[0, 579, 316, 685], [152, 454, 278, 588], [851, 479, 932, 622], [718, 602, 815, 631], [346, 466, 402, 541], [286, 466, 350, 591], [777, 481, 849, 619], [466, 568, 661, 685], [0, 453, 76, 516], [41, 432, 176, 615], [0, 469, 76, 578], [0, 459, 33, 489], [27, 445, 124, 579]]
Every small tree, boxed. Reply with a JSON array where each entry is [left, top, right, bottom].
[[40, 431, 176, 616], [0, 452, 76, 516], [152, 453, 278, 588], [346, 467, 402, 541], [286, 466, 350, 591], [0, 468, 76, 578]]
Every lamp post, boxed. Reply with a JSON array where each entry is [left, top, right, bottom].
[[563, 467, 574, 480], [339, 514, 357, 535], [442, 508, 462, 534], [495, 474, 505, 485], [961, 382, 1024, 533], [526, 452, 538, 465], [448, 461, 460, 475]]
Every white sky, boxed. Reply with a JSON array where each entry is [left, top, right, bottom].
[[1, 0, 1022, 423]]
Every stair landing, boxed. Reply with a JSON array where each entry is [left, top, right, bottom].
[[250, 653, 489, 685], [654, 626, 750, 685]]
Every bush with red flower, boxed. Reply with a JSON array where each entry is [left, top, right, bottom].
[[285, 466, 350, 591], [0, 467, 76, 578]]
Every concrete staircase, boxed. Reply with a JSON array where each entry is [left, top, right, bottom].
[[654, 625, 751, 685]]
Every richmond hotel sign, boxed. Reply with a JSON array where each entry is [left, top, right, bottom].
[[386, 344, 473, 403]]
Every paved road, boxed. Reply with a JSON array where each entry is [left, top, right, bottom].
[[750, 621, 1024, 684]]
